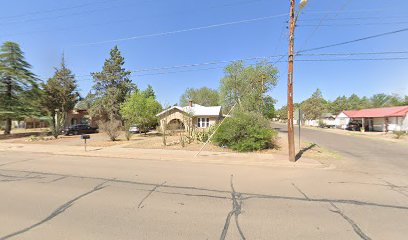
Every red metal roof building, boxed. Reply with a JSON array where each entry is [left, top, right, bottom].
[[337, 106, 408, 132], [343, 106, 408, 118]]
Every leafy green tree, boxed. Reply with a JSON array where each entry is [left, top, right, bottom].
[[348, 94, 362, 110], [262, 96, 277, 119], [370, 93, 392, 108], [120, 91, 162, 134], [359, 96, 371, 109], [219, 60, 278, 113], [388, 94, 406, 106], [179, 87, 219, 106], [276, 105, 288, 119], [301, 89, 328, 120], [42, 55, 79, 138], [142, 84, 155, 99], [0, 41, 40, 134], [329, 95, 349, 114], [90, 46, 136, 121]]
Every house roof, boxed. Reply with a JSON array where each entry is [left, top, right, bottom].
[[156, 104, 222, 117], [321, 113, 335, 118], [341, 106, 408, 118]]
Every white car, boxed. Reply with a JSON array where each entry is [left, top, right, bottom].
[[128, 125, 140, 133]]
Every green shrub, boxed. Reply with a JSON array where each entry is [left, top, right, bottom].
[[194, 124, 217, 143], [212, 111, 277, 152]]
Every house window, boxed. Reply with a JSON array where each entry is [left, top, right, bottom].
[[197, 118, 210, 128]]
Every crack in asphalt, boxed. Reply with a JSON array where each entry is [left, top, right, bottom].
[[220, 175, 246, 240], [0, 172, 45, 182], [291, 183, 310, 200], [1, 168, 408, 211], [41, 176, 68, 184], [379, 179, 408, 199], [0, 181, 109, 240], [137, 181, 166, 209], [329, 202, 372, 240], [0, 159, 34, 167]]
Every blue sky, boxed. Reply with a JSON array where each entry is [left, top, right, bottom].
[[1, 0, 408, 107]]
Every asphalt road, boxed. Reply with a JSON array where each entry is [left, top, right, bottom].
[[1, 150, 408, 239], [272, 123, 408, 175]]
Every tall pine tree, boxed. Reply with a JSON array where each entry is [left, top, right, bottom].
[[90, 46, 136, 121], [42, 54, 79, 138], [0, 41, 39, 134]]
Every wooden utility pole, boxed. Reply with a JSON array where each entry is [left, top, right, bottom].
[[287, 0, 296, 162]]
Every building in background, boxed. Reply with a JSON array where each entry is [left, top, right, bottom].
[[335, 106, 408, 132]]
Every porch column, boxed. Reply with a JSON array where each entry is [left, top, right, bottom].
[[361, 118, 365, 132]]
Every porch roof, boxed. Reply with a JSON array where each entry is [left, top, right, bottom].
[[156, 104, 221, 117]]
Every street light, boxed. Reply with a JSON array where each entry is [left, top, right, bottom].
[[299, 0, 308, 10], [287, 0, 308, 162]]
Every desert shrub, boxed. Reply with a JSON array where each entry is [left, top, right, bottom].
[[99, 119, 122, 141], [212, 111, 277, 152], [194, 124, 217, 143], [124, 122, 133, 141], [393, 131, 406, 139]]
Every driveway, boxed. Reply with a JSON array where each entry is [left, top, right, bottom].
[[272, 123, 408, 175]]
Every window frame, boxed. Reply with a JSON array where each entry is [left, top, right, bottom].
[[197, 117, 210, 128]]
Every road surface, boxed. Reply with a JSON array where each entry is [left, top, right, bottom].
[[272, 123, 408, 174], [0, 149, 408, 239]]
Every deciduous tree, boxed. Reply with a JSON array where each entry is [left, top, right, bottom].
[[120, 90, 162, 134], [219, 60, 278, 113], [180, 87, 219, 107]]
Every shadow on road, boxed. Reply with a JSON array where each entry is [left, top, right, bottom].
[[296, 143, 317, 161]]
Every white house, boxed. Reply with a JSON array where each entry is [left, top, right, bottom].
[[335, 106, 408, 132], [156, 101, 223, 131]]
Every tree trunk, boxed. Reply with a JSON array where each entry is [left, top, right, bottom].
[[4, 79, 12, 135], [4, 118, 12, 135]]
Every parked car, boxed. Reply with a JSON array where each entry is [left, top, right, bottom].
[[63, 124, 98, 135], [346, 121, 362, 131], [128, 125, 140, 134]]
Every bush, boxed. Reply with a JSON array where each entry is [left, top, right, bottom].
[[318, 119, 326, 128], [194, 124, 217, 143], [124, 122, 133, 141], [393, 131, 406, 139], [99, 119, 122, 141], [212, 111, 277, 152]]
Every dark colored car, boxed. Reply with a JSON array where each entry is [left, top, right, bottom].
[[346, 121, 362, 131], [64, 124, 98, 135]]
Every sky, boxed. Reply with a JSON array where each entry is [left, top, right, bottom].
[[1, 0, 408, 108]]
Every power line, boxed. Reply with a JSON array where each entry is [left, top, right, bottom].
[[298, 27, 408, 53], [0, 0, 270, 38], [299, 21, 408, 27], [297, 51, 408, 56], [298, 15, 408, 22], [0, 0, 118, 21], [296, 57, 408, 62], [60, 51, 408, 79], [297, 0, 352, 53], [72, 14, 287, 47]]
